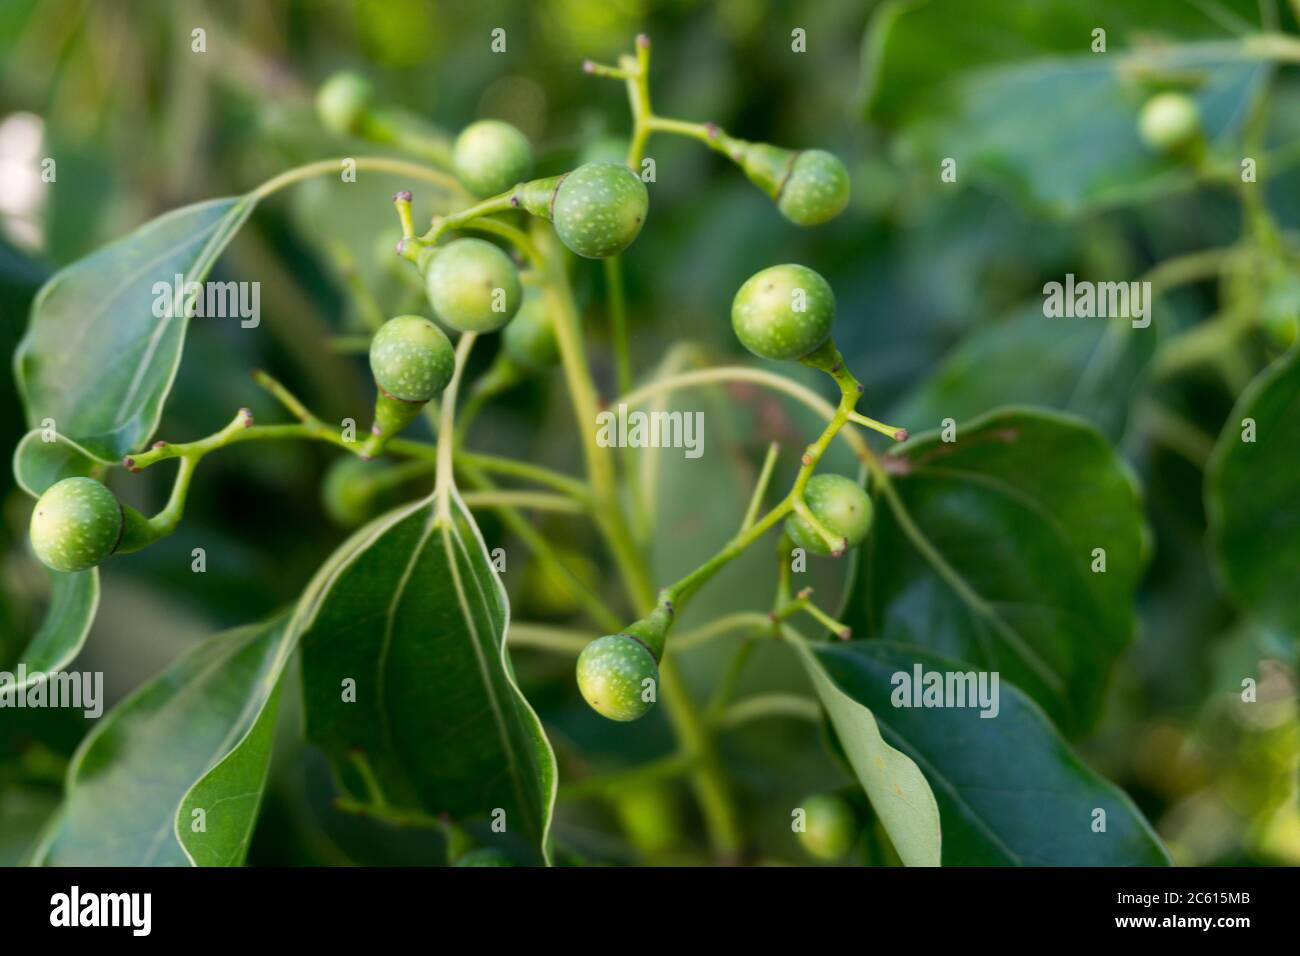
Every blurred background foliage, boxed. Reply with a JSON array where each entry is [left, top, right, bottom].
[[1, 0, 1296, 865]]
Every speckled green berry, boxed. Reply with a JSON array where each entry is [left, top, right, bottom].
[[778, 150, 850, 226], [798, 793, 857, 861], [1139, 93, 1200, 154], [576, 634, 658, 722], [785, 474, 872, 557], [731, 263, 835, 361], [29, 477, 123, 573], [454, 848, 514, 867], [736, 142, 849, 226], [424, 238, 522, 333], [502, 286, 559, 371], [316, 72, 373, 137], [369, 315, 455, 402], [453, 120, 533, 198], [552, 162, 648, 259]]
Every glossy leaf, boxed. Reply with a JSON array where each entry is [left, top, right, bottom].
[[846, 408, 1147, 734], [296, 489, 557, 865], [178, 687, 282, 866], [12, 428, 101, 497], [863, 0, 1266, 215], [34, 617, 288, 866], [790, 632, 942, 866], [3, 569, 98, 694], [1206, 347, 1300, 633], [895, 306, 1153, 444], [14, 198, 254, 461], [813, 641, 1170, 865]]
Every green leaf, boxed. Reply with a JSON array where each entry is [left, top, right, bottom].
[[789, 632, 942, 866], [296, 489, 557, 865], [3, 569, 99, 694], [846, 408, 1147, 734], [12, 428, 101, 497], [812, 641, 1170, 865], [14, 197, 255, 461], [34, 616, 288, 866], [1206, 347, 1300, 633], [177, 687, 281, 866], [895, 306, 1154, 444], [862, 0, 1267, 215]]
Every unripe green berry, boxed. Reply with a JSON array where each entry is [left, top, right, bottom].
[[321, 457, 409, 527], [737, 143, 850, 226], [502, 286, 559, 371], [576, 634, 658, 722], [551, 162, 648, 259], [798, 793, 857, 861], [785, 474, 873, 557], [369, 315, 455, 402], [453, 120, 534, 198], [424, 238, 522, 333], [1138, 93, 1200, 154], [454, 848, 514, 867], [778, 150, 850, 226], [29, 477, 123, 573], [316, 72, 373, 137], [731, 263, 834, 361]]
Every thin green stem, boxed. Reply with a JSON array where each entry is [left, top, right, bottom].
[[705, 640, 758, 721], [418, 194, 518, 245], [714, 694, 821, 730], [773, 587, 851, 640], [248, 156, 466, 205], [618, 365, 876, 464], [457, 450, 590, 500], [741, 441, 780, 531], [460, 490, 586, 514], [435, 334, 477, 522], [558, 751, 693, 802], [603, 256, 633, 394], [532, 221, 655, 608], [507, 623, 592, 654], [459, 216, 542, 266], [457, 458, 623, 633], [672, 611, 773, 652]]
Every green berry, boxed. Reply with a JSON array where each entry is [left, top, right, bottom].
[[552, 162, 648, 259], [731, 263, 834, 361], [611, 784, 681, 855], [785, 474, 873, 557], [736, 143, 849, 226], [316, 72, 373, 137], [424, 238, 522, 333], [322, 457, 410, 527], [778, 150, 850, 226], [453, 120, 533, 198], [798, 793, 857, 861], [29, 477, 123, 573], [1139, 93, 1200, 153], [502, 286, 559, 371], [369, 314, 455, 402], [576, 634, 658, 722], [454, 848, 514, 867]]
